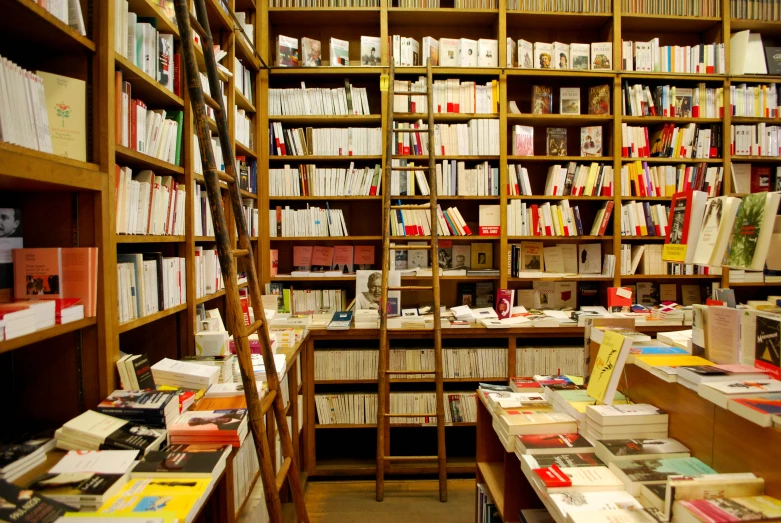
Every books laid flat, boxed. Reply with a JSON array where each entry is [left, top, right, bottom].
[[549, 490, 642, 519], [56, 410, 166, 455], [698, 379, 781, 408], [515, 433, 594, 455], [96, 390, 179, 428], [586, 404, 668, 426], [519, 453, 604, 471], [609, 457, 716, 495], [27, 468, 131, 511], [131, 444, 232, 479], [0, 438, 55, 483], [0, 480, 73, 522], [168, 409, 248, 446], [97, 478, 212, 522], [495, 410, 578, 436], [151, 358, 220, 389], [534, 466, 624, 493], [594, 438, 690, 465], [727, 394, 781, 427]]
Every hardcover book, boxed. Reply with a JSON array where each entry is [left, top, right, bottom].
[[588, 85, 611, 115], [546, 128, 567, 156], [301, 37, 322, 67], [532, 86, 552, 114], [727, 192, 781, 271]]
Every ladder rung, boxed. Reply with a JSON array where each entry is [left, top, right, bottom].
[[385, 413, 438, 418], [390, 205, 431, 210], [388, 286, 433, 291], [275, 457, 292, 491], [244, 319, 263, 337], [260, 389, 277, 415], [393, 128, 429, 132], [390, 166, 431, 171], [188, 12, 208, 40], [203, 93, 221, 112], [389, 245, 432, 251], [393, 91, 425, 96], [386, 370, 436, 375], [383, 456, 439, 462], [232, 249, 250, 257], [204, 169, 235, 184]]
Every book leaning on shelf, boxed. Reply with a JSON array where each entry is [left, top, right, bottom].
[[269, 163, 382, 197], [506, 200, 613, 237], [117, 253, 186, 322], [393, 77, 498, 114], [268, 205, 349, 237], [622, 124, 720, 160], [731, 84, 780, 117], [268, 81, 372, 116], [622, 82, 724, 119], [115, 166, 186, 235], [269, 124, 382, 156]]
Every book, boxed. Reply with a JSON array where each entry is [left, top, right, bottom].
[[477, 39, 498, 67], [594, 438, 689, 465], [496, 411, 578, 436], [535, 466, 624, 493], [478, 205, 500, 236], [458, 38, 477, 67], [359, 36, 380, 66], [327, 311, 353, 330], [662, 191, 707, 264], [301, 37, 322, 66], [549, 490, 642, 519], [0, 208, 22, 301], [559, 87, 580, 115], [591, 42, 613, 70], [691, 196, 741, 266], [0, 480, 72, 522], [766, 47, 781, 75], [571, 43, 590, 70], [495, 289, 514, 320], [587, 329, 633, 404], [330, 38, 349, 66], [521, 242, 544, 272], [168, 410, 248, 445], [534, 42, 553, 69], [513, 125, 534, 156], [546, 128, 567, 156], [58, 410, 165, 454], [609, 457, 716, 495], [581, 126, 602, 156], [518, 39, 533, 69], [589, 85, 611, 115], [728, 394, 781, 427], [586, 404, 668, 426], [727, 192, 781, 271], [532, 86, 552, 114], [276, 35, 298, 66], [516, 433, 594, 455], [96, 390, 178, 427], [98, 478, 210, 521], [520, 453, 604, 470], [699, 379, 781, 408], [37, 71, 87, 162], [131, 444, 231, 479]]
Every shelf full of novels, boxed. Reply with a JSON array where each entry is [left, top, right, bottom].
[[0, 0, 114, 444]]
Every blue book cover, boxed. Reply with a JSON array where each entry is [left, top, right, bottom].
[[629, 346, 688, 355]]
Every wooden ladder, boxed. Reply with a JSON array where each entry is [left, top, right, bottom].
[[173, 1, 308, 522], [376, 61, 447, 502]]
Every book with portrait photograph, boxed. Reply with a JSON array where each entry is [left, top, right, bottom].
[[451, 245, 470, 269], [534, 42, 554, 69], [0, 208, 21, 300], [360, 36, 381, 66], [301, 37, 322, 67], [532, 85, 552, 114], [457, 283, 476, 307], [355, 269, 400, 312], [437, 241, 453, 269], [470, 243, 493, 269]]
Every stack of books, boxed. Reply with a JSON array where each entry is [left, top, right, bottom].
[[232, 354, 287, 383], [151, 358, 221, 390], [55, 410, 166, 455], [168, 410, 249, 446], [96, 390, 180, 429], [0, 438, 56, 483], [182, 355, 236, 384], [582, 404, 669, 442], [131, 443, 232, 480]]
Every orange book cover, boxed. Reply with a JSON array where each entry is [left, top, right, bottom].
[[194, 397, 247, 411], [13, 248, 63, 300], [311, 246, 334, 267], [61, 247, 97, 317]]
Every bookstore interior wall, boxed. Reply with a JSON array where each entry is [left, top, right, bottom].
[[6, 0, 781, 490]]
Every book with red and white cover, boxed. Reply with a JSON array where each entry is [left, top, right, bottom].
[[517, 433, 595, 455], [510, 377, 543, 393], [168, 409, 248, 446], [495, 289, 514, 320]]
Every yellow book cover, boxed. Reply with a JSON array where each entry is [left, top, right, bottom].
[[36, 71, 87, 161], [557, 206, 566, 236], [633, 355, 713, 367], [117, 479, 212, 497], [673, 127, 685, 158], [585, 162, 598, 195], [587, 330, 632, 404], [65, 511, 177, 522], [734, 496, 781, 518], [98, 493, 201, 520]]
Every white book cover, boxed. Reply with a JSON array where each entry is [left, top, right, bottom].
[[554, 466, 625, 490], [553, 41, 570, 69], [534, 42, 553, 69], [591, 42, 613, 70], [62, 411, 128, 440], [549, 490, 642, 518], [439, 38, 459, 66], [458, 38, 478, 67], [701, 379, 781, 395], [518, 39, 533, 69], [422, 36, 439, 66], [360, 36, 381, 66], [477, 39, 498, 67], [571, 43, 590, 70], [151, 358, 220, 383], [560, 87, 581, 114], [330, 37, 349, 66], [507, 37, 517, 67], [50, 450, 138, 475], [578, 244, 602, 274]]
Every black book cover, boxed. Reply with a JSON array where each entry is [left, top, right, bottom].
[[756, 314, 781, 377], [133, 445, 228, 476], [680, 365, 728, 376], [578, 282, 600, 307], [28, 473, 126, 498], [456, 283, 476, 307], [766, 47, 781, 75], [0, 438, 51, 471], [141, 252, 165, 311], [103, 424, 163, 453], [0, 479, 73, 522], [131, 354, 156, 390]]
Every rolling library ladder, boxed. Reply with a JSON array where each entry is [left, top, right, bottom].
[[377, 62, 448, 502], [173, 0, 308, 521]]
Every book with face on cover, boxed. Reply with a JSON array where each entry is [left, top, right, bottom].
[[131, 444, 231, 479], [594, 438, 689, 465], [534, 42, 554, 69], [301, 37, 322, 67], [546, 128, 568, 156], [60, 411, 166, 454], [590, 42, 613, 70], [359, 36, 381, 66], [581, 126, 602, 156], [531, 85, 552, 114], [0, 480, 72, 522]]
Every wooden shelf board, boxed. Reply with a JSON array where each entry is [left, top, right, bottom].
[[269, 66, 385, 76], [311, 457, 475, 477], [389, 236, 496, 242], [0, 317, 97, 355], [397, 67, 502, 76], [621, 157, 723, 164], [621, 236, 666, 240], [240, 189, 257, 199], [269, 115, 381, 124], [127, 0, 179, 36], [234, 88, 256, 113], [505, 69, 616, 78], [731, 156, 781, 163], [508, 155, 613, 162], [507, 114, 613, 126], [507, 236, 612, 241], [621, 274, 722, 280], [269, 7, 381, 25], [314, 377, 506, 384], [398, 195, 500, 200], [195, 236, 217, 242], [115, 54, 184, 108], [234, 35, 261, 72], [621, 13, 722, 32], [621, 116, 722, 124], [115, 235, 186, 243], [401, 275, 502, 281], [619, 72, 726, 82], [728, 282, 781, 287], [730, 74, 781, 83], [394, 113, 499, 122], [3, 0, 96, 53], [731, 117, 781, 124], [388, 8, 499, 26], [269, 155, 382, 161], [195, 290, 227, 304], [478, 462, 506, 520], [393, 155, 499, 161], [269, 196, 382, 201], [506, 9, 612, 29], [315, 422, 476, 429], [117, 303, 188, 334], [204, 0, 233, 31], [507, 195, 612, 201], [620, 196, 672, 201], [272, 276, 357, 282], [235, 141, 257, 158], [0, 143, 101, 192], [115, 145, 185, 175], [730, 19, 781, 36], [508, 276, 613, 282], [270, 236, 381, 241]]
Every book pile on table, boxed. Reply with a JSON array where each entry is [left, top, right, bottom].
[[0, 301, 55, 340], [0, 438, 56, 483], [158, 385, 201, 413], [168, 410, 249, 446], [232, 353, 287, 383], [354, 309, 380, 329], [151, 358, 220, 390], [54, 410, 166, 455], [95, 389, 180, 429], [132, 443, 232, 480], [582, 404, 669, 442], [182, 354, 235, 384], [97, 477, 215, 521]]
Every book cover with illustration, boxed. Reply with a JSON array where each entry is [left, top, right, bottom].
[[531, 85, 552, 114], [589, 85, 610, 115], [580, 126, 602, 156], [546, 128, 568, 156], [755, 314, 781, 379]]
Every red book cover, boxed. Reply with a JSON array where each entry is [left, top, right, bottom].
[[531, 204, 539, 236], [664, 191, 692, 246], [270, 249, 278, 277], [518, 433, 593, 451], [533, 464, 572, 488], [293, 246, 314, 268], [597, 201, 614, 236], [643, 126, 651, 157], [608, 287, 633, 309], [462, 223, 472, 235], [495, 289, 514, 320], [354, 246, 375, 265], [311, 246, 334, 268], [751, 166, 772, 193], [130, 100, 137, 150], [510, 377, 542, 391], [447, 102, 453, 113]]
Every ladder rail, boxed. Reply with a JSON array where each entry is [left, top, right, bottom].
[[174, 2, 308, 522]]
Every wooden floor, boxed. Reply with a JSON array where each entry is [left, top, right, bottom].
[[305, 479, 475, 523]]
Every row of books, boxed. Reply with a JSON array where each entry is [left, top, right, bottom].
[[198, 71, 226, 123], [731, 124, 781, 157], [509, 243, 604, 276], [268, 82, 372, 116], [314, 347, 508, 380], [0, 300, 85, 342], [506, 200, 614, 237], [527, 162, 613, 197], [117, 79, 183, 165], [314, 392, 477, 425], [392, 119, 500, 156], [393, 36, 498, 68], [620, 201, 670, 238], [234, 57, 254, 100], [268, 205, 350, 237], [508, 0, 610, 11], [511, 125, 604, 158], [389, 204, 472, 237], [272, 245, 375, 277], [269, 164, 382, 197], [194, 247, 225, 299], [436, 161, 500, 197], [393, 78, 498, 114], [527, 85, 611, 116], [620, 161, 723, 198], [235, 108, 253, 149], [621, 123, 720, 159], [397, 242, 494, 272], [626, 0, 719, 16], [621, 39, 725, 74], [117, 254, 186, 323], [193, 134, 226, 174], [114, 166, 186, 236], [513, 40, 611, 71], [516, 347, 585, 376], [269, 0, 378, 5], [731, 0, 778, 20], [114, 2, 176, 95], [194, 183, 216, 237], [269, 124, 383, 156], [287, 289, 347, 315], [622, 83, 723, 119], [731, 84, 780, 118]]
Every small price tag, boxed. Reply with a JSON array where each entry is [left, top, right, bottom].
[[380, 74, 389, 92]]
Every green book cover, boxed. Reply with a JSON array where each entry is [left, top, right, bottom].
[[169, 110, 184, 166], [727, 193, 766, 269]]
